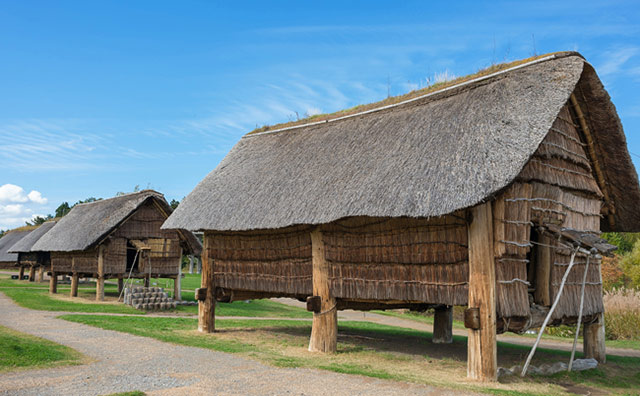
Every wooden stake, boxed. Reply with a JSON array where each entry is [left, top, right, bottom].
[[433, 305, 453, 344], [37, 266, 44, 283], [584, 312, 606, 363], [198, 234, 215, 333], [118, 277, 124, 294], [144, 276, 150, 288], [534, 234, 552, 306], [18, 266, 24, 280], [174, 249, 183, 301], [70, 273, 79, 297], [49, 272, 57, 294], [308, 228, 337, 353], [467, 203, 497, 382], [96, 245, 105, 301], [28, 266, 35, 282]]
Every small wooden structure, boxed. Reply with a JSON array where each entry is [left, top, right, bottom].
[[8, 221, 57, 283], [163, 52, 640, 381], [32, 190, 201, 300], [0, 228, 33, 278]]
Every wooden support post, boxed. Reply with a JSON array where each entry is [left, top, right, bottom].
[[70, 273, 79, 297], [189, 255, 194, 274], [37, 266, 44, 283], [174, 249, 183, 301], [49, 272, 57, 294], [18, 266, 25, 280], [144, 276, 150, 288], [433, 305, 453, 344], [467, 203, 497, 381], [584, 312, 606, 363], [308, 228, 337, 353], [198, 234, 215, 333], [534, 234, 552, 306], [96, 245, 105, 302], [118, 277, 124, 294], [28, 266, 35, 282]]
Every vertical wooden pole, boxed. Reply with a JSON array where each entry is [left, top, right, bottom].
[[189, 255, 194, 274], [534, 234, 552, 306], [584, 312, 606, 363], [70, 273, 79, 297], [309, 228, 337, 353], [49, 272, 57, 294], [37, 266, 44, 283], [174, 249, 183, 301], [198, 234, 215, 333], [118, 276, 124, 294], [433, 305, 453, 344], [28, 266, 35, 282], [96, 245, 105, 301], [467, 203, 497, 381], [144, 276, 150, 288], [18, 266, 25, 280]]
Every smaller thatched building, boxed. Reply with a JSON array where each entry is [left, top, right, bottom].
[[8, 221, 57, 283], [0, 228, 33, 275], [31, 190, 202, 300]]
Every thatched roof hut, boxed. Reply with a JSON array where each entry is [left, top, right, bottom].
[[0, 229, 33, 269], [33, 190, 202, 300], [163, 52, 639, 380], [8, 221, 57, 281]]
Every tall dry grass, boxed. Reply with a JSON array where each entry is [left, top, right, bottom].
[[603, 288, 640, 340]]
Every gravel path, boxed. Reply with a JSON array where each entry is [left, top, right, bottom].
[[0, 293, 471, 396]]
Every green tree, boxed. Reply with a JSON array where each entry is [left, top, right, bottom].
[[602, 232, 640, 254], [169, 199, 179, 209], [55, 202, 71, 218], [26, 215, 53, 226], [620, 238, 640, 289]]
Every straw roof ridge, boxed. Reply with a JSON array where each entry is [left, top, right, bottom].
[[0, 230, 32, 263], [8, 221, 57, 253], [163, 52, 640, 232]]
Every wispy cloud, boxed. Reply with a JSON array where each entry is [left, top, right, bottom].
[[597, 46, 640, 76]]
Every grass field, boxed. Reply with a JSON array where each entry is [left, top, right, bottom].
[[61, 314, 640, 396], [0, 325, 84, 372]]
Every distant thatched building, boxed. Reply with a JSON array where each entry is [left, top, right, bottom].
[[163, 52, 640, 380], [8, 221, 57, 282], [0, 229, 32, 272], [32, 190, 202, 300]]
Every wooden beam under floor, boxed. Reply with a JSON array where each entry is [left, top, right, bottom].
[[308, 228, 337, 353]]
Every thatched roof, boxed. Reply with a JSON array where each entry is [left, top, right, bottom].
[[0, 230, 32, 263], [32, 190, 202, 254], [8, 221, 57, 253], [163, 52, 640, 233]]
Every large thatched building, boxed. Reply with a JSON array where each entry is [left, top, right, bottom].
[[32, 190, 202, 300], [8, 221, 57, 282], [0, 228, 33, 272], [162, 52, 640, 381]]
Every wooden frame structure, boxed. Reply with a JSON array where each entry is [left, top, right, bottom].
[[164, 52, 640, 381]]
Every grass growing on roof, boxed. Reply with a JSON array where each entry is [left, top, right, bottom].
[[0, 325, 84, 372], [60, 313, 640, 395]]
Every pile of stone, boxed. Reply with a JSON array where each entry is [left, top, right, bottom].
[[499, 358, 598, 378], [124, 287, 177, 310]]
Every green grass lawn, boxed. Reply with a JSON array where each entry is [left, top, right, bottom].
[[60, 314, 640, 396], [0, 325, 84, 372]]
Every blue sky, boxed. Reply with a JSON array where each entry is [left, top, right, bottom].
[[1, 1, 639, 229]]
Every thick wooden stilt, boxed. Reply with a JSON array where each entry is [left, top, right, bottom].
[[433, 305, 453, 344], [49, 272, 57, 294], [18, 266, 25, 280], [118, 277, 124, 294], [174, 253, 182, 301], [534, 234, 552, 306], [584, 312, 606, 363], [198, 234, 215, 333], [28, 266, 35, 282], [96, 245, 105, 301], [37, 266, 44, 283], [144, 276, 150, 288], [70, 273, 79, 297], [467, 203, 497, 381], [309, 229, 337, 353]]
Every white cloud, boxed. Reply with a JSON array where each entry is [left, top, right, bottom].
[[598, 46, 640, 77], [306, 107, 323, 116], [0, 204, 26, 216], [0, 184, 48, 205], [27, 191, 48, 204]]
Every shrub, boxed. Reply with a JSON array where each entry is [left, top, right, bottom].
[[601, 255, 625, 291]]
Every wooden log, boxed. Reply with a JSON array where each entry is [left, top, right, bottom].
[[37, 266, 44, 283], [198, 234, 215, 333], [534, 234, 552, 306], [118, 277, 124, 294], [308, 228, 337, 353], [584, 312, 606, 363], [433, 305, 453, 344], [49, 272, 57, 294], [96, 245, 105, 301], [18, 266, 25, 280], [144, 276, 150, 288], [189, 255, 194, 274], [174, 249, 183, 301], [28, 266, 35, 282], [467, 203, 497, 381], [70, 273, 79, 297]]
